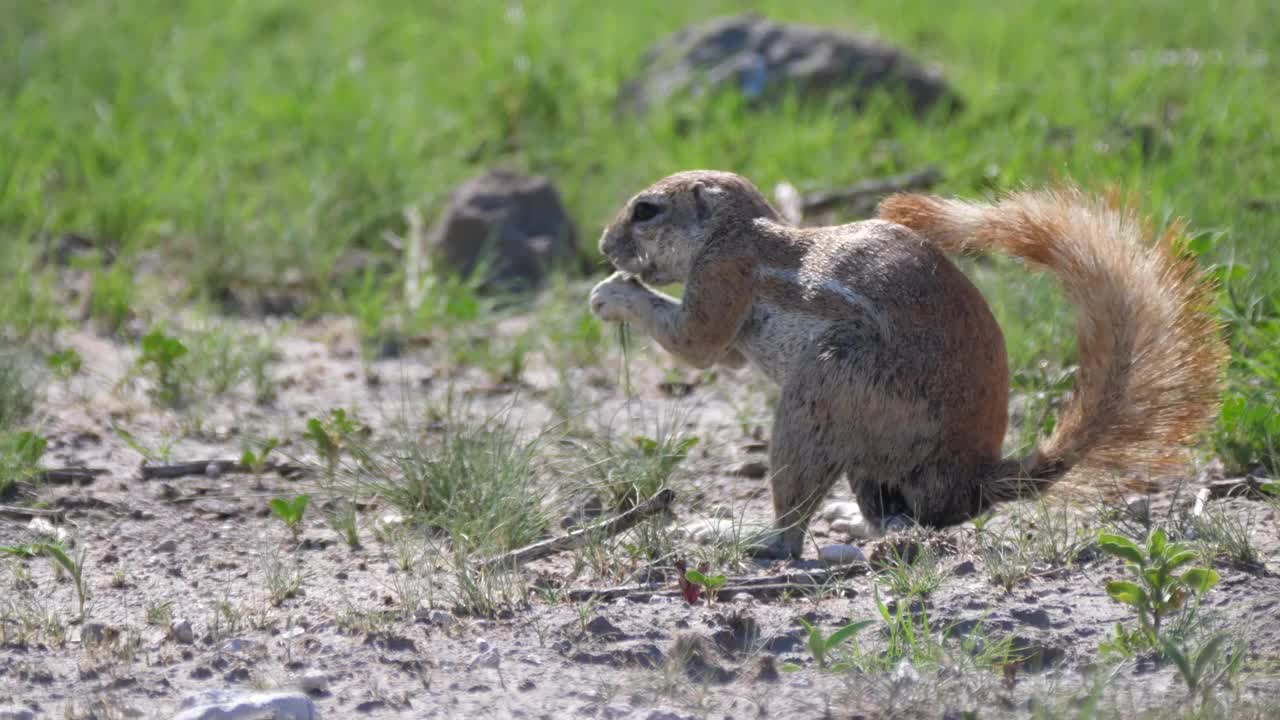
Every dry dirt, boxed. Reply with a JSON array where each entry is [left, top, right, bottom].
[[2, 308, 1278, 720]]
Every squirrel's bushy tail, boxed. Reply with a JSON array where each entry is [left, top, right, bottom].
[[878, 185, 1228, 501]]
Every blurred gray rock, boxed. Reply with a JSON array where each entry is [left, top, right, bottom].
[[172, 690, 316, 720], [427, 170, 578, 293], [617, 14, 961, 117]]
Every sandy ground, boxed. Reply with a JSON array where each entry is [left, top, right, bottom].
[[1, 311, 1278, 720]]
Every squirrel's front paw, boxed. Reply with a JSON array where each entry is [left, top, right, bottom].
[[589, 272, 645, 324]]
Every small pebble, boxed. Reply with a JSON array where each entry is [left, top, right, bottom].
[[205, 462, 222, 479], [818, 543, 866, 566], [820, 501, 861, 523], [172, 690, 316, 720], [299, 670, 329, 695], [171, 619, 195, 644]]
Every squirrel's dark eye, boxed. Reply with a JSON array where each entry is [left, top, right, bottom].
[[631, 201, 662, 223]]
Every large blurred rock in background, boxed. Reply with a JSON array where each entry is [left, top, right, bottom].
[[426, 170, 578, 293], [617, 14, 962, 117]]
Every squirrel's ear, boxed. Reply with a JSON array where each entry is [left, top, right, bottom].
[[692, 182, 721, 224]]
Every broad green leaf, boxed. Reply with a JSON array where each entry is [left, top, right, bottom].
[[1164, 549, 1198, 571], [269, 498, 291, 519], [1105, 580, 1146, 607], [1097, 532, 1145, 565], [685, 569, 725, 589], [1180, 567, 1219, 593], [1146, 528, 1167, 558]]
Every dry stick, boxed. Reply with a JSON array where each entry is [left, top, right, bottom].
[[563, 562, 870, 603], [480, 488, 676, 570], [0, 504, 65, 522], [39, 467, 108, 485], [800, 166, 943, 217], [139, 460, 305, 481]]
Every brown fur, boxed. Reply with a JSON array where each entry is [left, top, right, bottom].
[[589, 171, 1227, 558]]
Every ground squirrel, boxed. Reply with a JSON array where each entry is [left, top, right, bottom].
[[589, 170, 1227, 559]]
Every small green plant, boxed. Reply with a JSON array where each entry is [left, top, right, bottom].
[[683, 566, 727, 605], [1097, 528, 1219, 644], [269, 494, 310, 538], [1162, 632, 1241, 700], [576, 421, 699, 512], [46, 349, 82, 380], [1, 541, 88, 621], [1, 431, 47, 496], [305, 408, 368, 478], [240, 438, 282, 474], [877, 546, 944, 598], [0, 355, 36, 431], [88, 263, 134, 335], [326, 501, 361, 548], [782, 618, 874, 671], [137, 329, 189, 407], [110, 422, 174, 464], [145, 600, 174, 626]]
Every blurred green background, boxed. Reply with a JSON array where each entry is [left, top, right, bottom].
[[1, 0, 1277, 471]]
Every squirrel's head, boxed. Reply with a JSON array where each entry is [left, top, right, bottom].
[[599, 170, 778, 286]]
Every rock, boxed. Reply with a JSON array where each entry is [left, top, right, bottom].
[[425, 170, 577, 293], [728, 460, 769, 479], [172, 690, 317, 720], [892, 658, 920, 687], [424, 609, 457, 627], [585, 616, 627, 641], [375, 512, 405, 533], [218, 638, 266, 656], [0, 706, 35, 720], [829, 517, 874, 540], [26, 517, 69, 544], [1011, 607, 1053, 629], [1124, 496, 1151, 523], [155, 538, 179, 553], [171, 619, 195, 644], [679, 517, 736, 544], [298, 670, 329, 695], [617, 14, 961, 118], [470, 647, 502, 670], [818, 543, 866, 566], [603, 705, 634, 720], [820, 501, 861, 522], [205, 462, 222, 479]]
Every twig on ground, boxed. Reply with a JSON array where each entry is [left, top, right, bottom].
[[38, 468, 108, 485], [139, 460, 305, 481], [480, 489, 676, 570], [563, 562, 869, 602], [0, 505, 66, 522]]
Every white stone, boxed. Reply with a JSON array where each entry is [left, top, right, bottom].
[[470, 646, 501, 669], [818, 543, 866, 566], [820, 501, 861, 523], [26, 518, 68, 544], [0, 706, 35, 720], [298, 670, 329, 694], [831, 518, 876, 540], [171, 619, 194, 644], [172, 691, 317, 720]]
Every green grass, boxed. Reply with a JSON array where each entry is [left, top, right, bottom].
[[2, 0, 1278, 463]]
